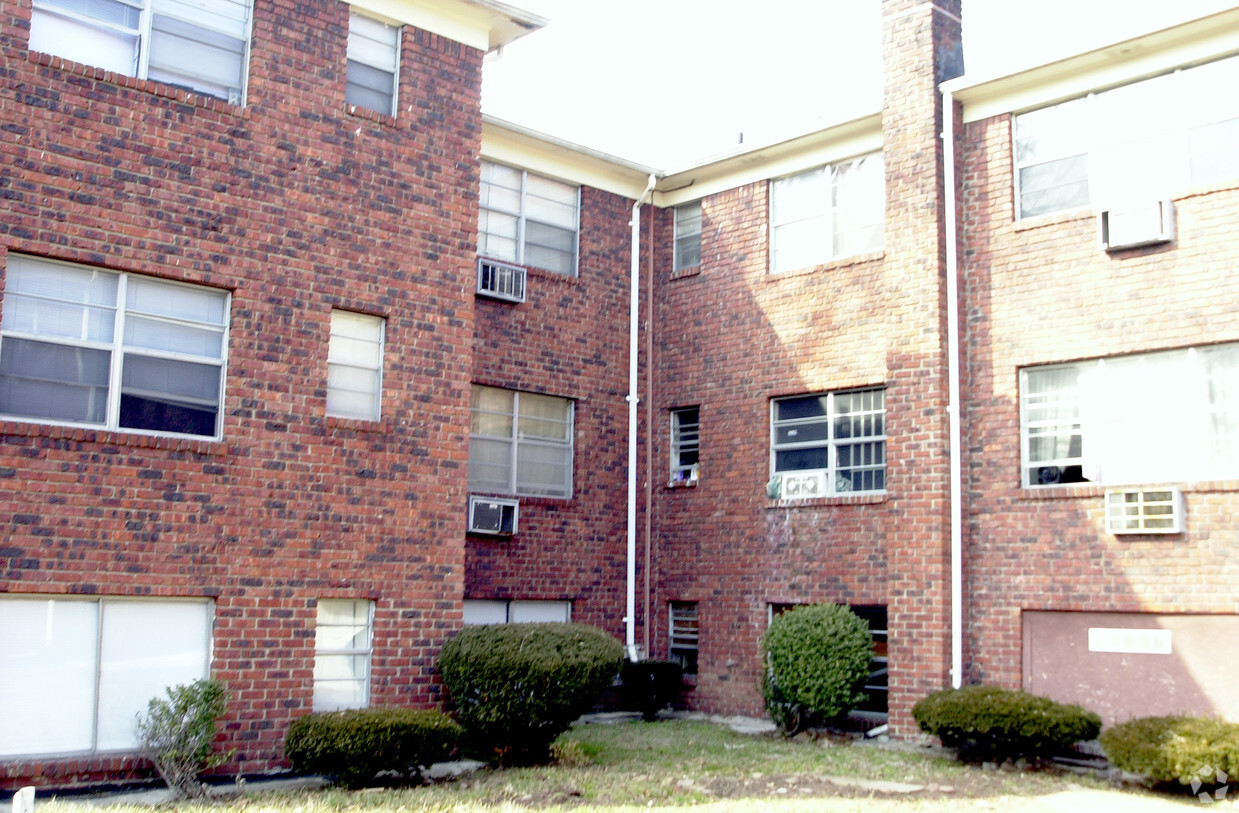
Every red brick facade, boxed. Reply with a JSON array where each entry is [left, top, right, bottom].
[[1, 0, 483, 788], [3, 0, 1238, 792]]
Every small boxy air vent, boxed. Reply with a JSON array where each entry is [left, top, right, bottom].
[[1099, 200, 1174, 251], [468, 495, 518, 536], [1105, 487, 1183, 534], [476, 258, 526, 303]]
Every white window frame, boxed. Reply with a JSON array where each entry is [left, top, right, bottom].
[[461, 599, 571, 625], [346, 10, 400, 116], [326, 310, 384, 421], [0, 254, 230, 440], [668, 601, 699, 675], [478, 161, 580, 277], [29, 0, 254, 104], [469, 384, 574, 499], [313, 599, 374, 712], [670, 406, 699, 485], [770, 151, 884, 274], [673, 201, 702, 272], [0, 596, 213, 757], [770, 388, 887, 495], [1014, 54, 1239, 219], [1020, 343, 1239, 487]]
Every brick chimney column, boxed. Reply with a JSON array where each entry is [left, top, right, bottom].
[[879, 0, 963, 736]]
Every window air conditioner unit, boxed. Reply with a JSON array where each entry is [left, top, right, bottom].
[[476, 258, 526, 303], [1105, 487, 1183, 534], [468, 495, 518, 536], [780, 471, 827, 500], [1099, 200, 1174, 251]]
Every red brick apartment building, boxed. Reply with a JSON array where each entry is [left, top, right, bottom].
[[2, 0, 1238, 789]]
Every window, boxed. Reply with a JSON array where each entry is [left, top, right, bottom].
[[668, 601, 699, 675], [346, 11, 400, 116], [768, 603, 886, 714], [771, 388, 886, 495], [29, 0, 252, 104], [0, 597, 211, 756], [327, 310, 384, 421], [670, 407, 700, 485], [1021, 343, 1239, 487], [0, 255, 229, 439], [469, 385, 573, 498], [313, 599, 373, 712], [462, 599, 571, 625], [479, 161, 579, 276], [673, 202, 702, 272], [1015, 55, 1239, 218], [770, 152, 884, 273]]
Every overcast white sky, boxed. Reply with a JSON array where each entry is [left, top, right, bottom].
[[481, 0, 1239, 167]]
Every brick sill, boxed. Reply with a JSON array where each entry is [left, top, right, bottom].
[[0, 419, 225, 456]]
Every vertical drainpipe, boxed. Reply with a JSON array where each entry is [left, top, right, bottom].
[[627, 174, 658, 662], [942, 89, 963, 689]]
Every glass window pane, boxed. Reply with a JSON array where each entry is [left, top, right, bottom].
[[148, 15, 246, 101], [509, 600, 570, 623], [0, 338, 111, 424], [0, 599, 98, 756], [346, 61, 394, 114], [119, 355, 221, 436], [462, 600, 508, 625], [96, 601, 211, 750], [468, 437, 512, 493], [29, 6, 139, 75]]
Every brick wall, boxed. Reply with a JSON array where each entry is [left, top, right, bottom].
[[645, 0, 962, 733], [465, 187, 643, 638], [0, 0, 482, 787], [958, 110, 1239, 690]]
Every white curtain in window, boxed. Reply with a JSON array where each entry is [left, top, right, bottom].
[[0, 600, 98, 756], [29, 1, 140, 76], [462, 600, 508, 625], [509, 600, 570, 623], [96, 601, 211, 750], [327, 311, 383, 420]]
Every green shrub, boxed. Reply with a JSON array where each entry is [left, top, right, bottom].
[[134, 678, 232, 799], [912, 685, 1102, 761], [284, 707, 462, 788], [621, 659, 683, 721], [438, 622, 624, 766], [1100, 715, 1239, 787], [760, 604, 872, 734]]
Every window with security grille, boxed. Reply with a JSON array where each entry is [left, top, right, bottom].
[[669, 601, 698, 675], [670, 407, 700, 484], [771, 388, 886, 495], [29, 0, 252, 103], [479, 161, 580, 276]]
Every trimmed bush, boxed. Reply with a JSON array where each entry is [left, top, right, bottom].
[[621, 659, 683, 721], [135, 678, 232, 800], [438, 622, 624, 765], [912, 685, 1101, 761], [760, 604, 872, 734], [1100, 715, 1239, 787], [284, 707, 462, 788]]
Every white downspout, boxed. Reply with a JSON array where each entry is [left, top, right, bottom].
[[942, 90, 963, 689], [627, 174, 657, 662]]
